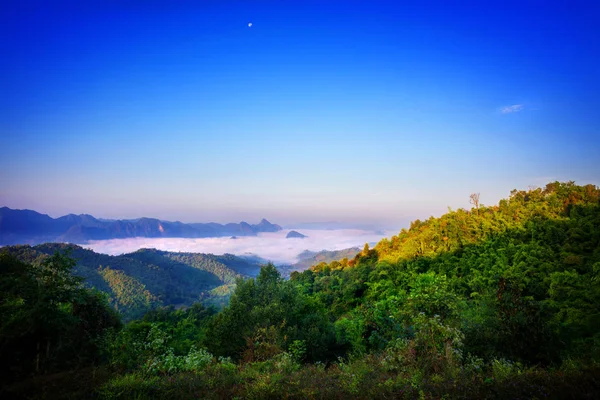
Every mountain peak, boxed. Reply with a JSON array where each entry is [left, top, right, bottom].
[[252, 218, 282, 233], [286, 230, 307, 239]]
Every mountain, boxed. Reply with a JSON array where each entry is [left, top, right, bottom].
[[0, 207, 66, 244], [253, 218, 283, 232], [1, 243, 263, 320], [286, 230, 307, 239], [4, 181, 600, 399], [274, 247, 362, 278], [0, 207, 282, 245], [294, 182, 600, 361], [290, 247, 361, 271]]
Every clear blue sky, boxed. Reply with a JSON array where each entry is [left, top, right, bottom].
[[1, 0, 599, 228]]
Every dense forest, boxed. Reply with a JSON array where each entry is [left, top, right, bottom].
[[1, 182, 599, 399], [2, 245, 262, 320]]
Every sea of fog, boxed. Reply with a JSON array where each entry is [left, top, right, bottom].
[[83, 229, 393, 265]]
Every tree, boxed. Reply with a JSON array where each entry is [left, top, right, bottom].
[[470, 192, 481, 214], [362, 243, 370, 256], [0, 251, 120, 382], [206, 264, 334, 361]]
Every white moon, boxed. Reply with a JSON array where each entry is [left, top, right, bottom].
[[248, 22, 252, 27]]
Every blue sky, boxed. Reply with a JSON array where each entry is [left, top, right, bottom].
[[1, 0, 599, 228]]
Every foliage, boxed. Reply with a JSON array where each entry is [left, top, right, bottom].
[[0, 250, 120, 385], [205, 264, 336, 362], [293, 181, 600, 365], [4, 181, 600, 399], [104, 304, 215, 373], [3, 244, 261, 321]]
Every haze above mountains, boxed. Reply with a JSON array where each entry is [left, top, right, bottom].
[[0, 207, 283, 245]]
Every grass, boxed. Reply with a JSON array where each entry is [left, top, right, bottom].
[[3, 357, 599, 399]]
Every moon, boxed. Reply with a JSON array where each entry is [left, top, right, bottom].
[[248, 22, 252, 27]]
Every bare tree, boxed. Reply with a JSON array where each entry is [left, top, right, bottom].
[[470, 193, 480, 214]]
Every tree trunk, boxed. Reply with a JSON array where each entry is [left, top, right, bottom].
[[36, 341, 40, 373]]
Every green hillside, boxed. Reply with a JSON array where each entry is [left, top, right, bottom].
[[2, 244, 261, 321], [293, 181, 600, 365], [2, 181, 599, 399]]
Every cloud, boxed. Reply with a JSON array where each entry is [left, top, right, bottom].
[[83, 229, 393, 265], [501, 104, 524, 114]]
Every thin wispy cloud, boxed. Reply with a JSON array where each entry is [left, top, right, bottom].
[[501, 104, 524, 114], [83, 229, 393, 265]]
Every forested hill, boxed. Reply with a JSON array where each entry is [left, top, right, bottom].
[[375, 181, 600, 264], [292, 181, 600, 364], [2, 244, 262, 320], [307, 181, 599, 273]]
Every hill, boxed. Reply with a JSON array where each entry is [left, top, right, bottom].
[[286, 230, 307, 239], [0, 207, 282, 245], [3, 181, 600, 399], [1, 243, 262, 320], [289, 247, 361, 272], [292, 181, 600, 364]]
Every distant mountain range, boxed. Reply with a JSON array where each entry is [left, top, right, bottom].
[[0, 207, 282, 245]]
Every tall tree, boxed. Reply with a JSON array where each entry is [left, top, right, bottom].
[[470, 192, 481, 214]]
